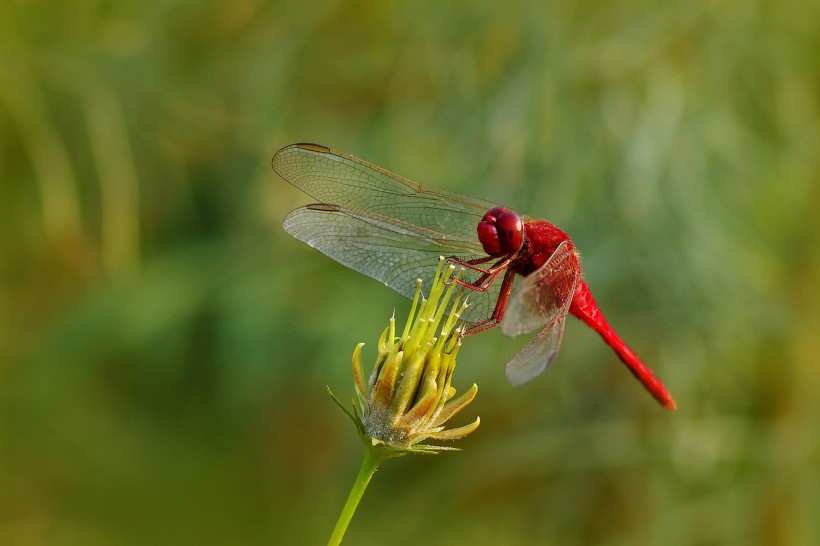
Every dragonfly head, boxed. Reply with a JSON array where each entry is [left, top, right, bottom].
[[477, 206, 524, 257]]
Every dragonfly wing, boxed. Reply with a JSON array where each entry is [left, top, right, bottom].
[[275, 143, 506, 323], [273, 143, 500, 244], [283, 204, 502, 324], [502, 241, 580, 386], [500, 241, 580, 337], [505, 315, 568, 386]]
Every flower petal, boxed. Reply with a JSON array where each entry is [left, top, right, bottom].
[[351, 343, 367, 410], [371, 350, 403, 408], [425, 417, 481, 441], [431, 384, 478, 428]]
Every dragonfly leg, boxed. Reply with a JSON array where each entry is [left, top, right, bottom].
[[462, 268, 517, 336], [446, 254, 516, 292], [447, 254, 495, 271]]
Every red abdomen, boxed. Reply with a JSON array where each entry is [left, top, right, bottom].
[[570, 281, 676, 409]]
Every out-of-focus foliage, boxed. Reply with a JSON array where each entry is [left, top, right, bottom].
[[1, 0, 817, 544]]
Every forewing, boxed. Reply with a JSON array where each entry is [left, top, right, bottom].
[[500, 241, 580, 337], [283, 204, 502, 324], [273, 143, 500, 244]]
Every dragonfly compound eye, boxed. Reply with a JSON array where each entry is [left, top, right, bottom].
[[478, 207, 523, 256], [495, 210, 524, 253]]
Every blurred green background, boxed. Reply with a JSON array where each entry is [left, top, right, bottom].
[[1, 0, 818, 544]]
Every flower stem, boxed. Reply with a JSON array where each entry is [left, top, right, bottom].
[[327, 446, 393, 545]]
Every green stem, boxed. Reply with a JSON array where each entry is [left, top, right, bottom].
[[327, 446, 392, 545]]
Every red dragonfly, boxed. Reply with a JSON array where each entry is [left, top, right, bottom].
[[273, 143, 676, 410]]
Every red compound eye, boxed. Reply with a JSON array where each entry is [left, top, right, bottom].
[[477, 207, 523, 256]]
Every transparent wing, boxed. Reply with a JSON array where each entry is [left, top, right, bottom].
[[505, 315, 568, 386], [274, 143, 506, 322], [501, 241, 580, 385], [282, 205, 503, 324], [500, 241, 579, 337], [273, 143, 500, 243]]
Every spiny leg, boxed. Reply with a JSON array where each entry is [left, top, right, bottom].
[[446, 254, 516, 292], [463, 268, 517, 336]]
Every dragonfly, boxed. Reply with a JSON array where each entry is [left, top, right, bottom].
[[273, 143, 676, 410]]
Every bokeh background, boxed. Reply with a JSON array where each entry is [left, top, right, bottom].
[[1, 0, 818, 544]]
